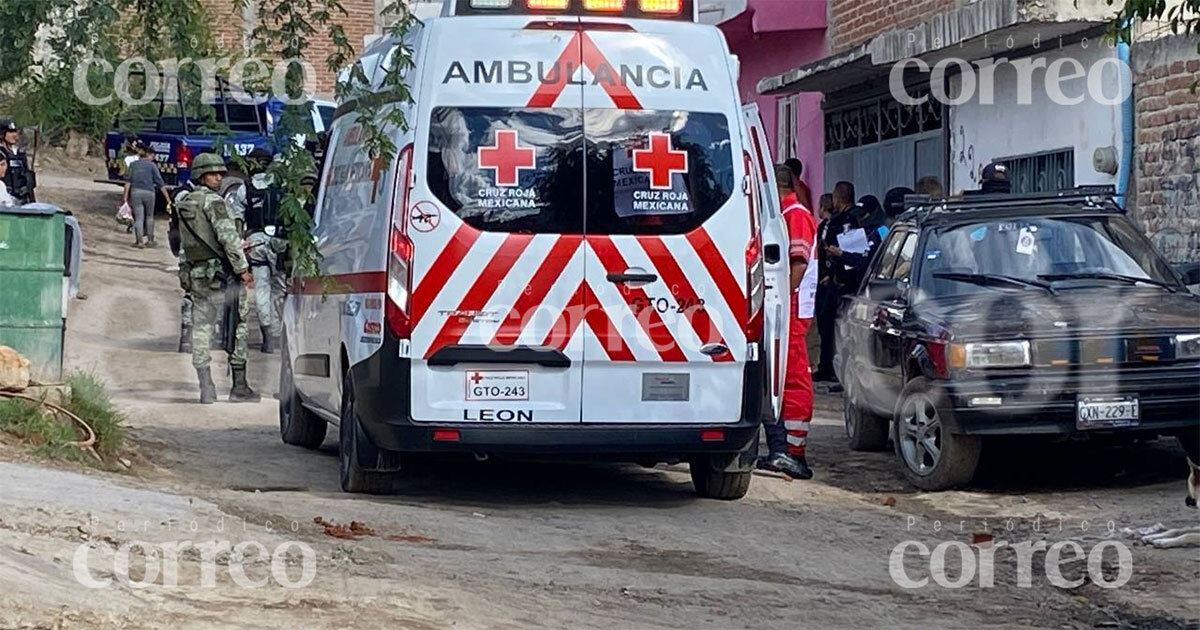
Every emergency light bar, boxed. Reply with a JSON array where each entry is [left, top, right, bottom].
[[460, 0, 693, 20]]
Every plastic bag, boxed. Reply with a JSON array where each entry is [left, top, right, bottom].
[[116, 202, 134, 225]]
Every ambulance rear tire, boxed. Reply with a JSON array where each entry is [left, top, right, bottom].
[[279, 334, 327, 449], [339, 371, 394, 495], [690, 465, 752, 501]]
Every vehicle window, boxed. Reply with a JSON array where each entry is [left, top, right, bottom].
[[872, 230, 908, 280], [585, 110, 735, 235], [318, 106, 334, 132], [894, 233, 918, 283], [918, 215, 1181, 297], [426, 106, 584, 233]]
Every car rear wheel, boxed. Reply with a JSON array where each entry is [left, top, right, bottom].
[[690, 465, 752, 500], [278, 333, 327, 449], [844, 378, 889, 451], [893, 377, 981, 491], [339, 371, 394, 494]]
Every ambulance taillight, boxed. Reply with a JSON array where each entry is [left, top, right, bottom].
[[386, 144, 415, 340], [743, 152, 764, 342]]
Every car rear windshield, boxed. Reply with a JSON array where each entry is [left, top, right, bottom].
[[919, 215, 1181, 297], [425, 107, 734, 234]]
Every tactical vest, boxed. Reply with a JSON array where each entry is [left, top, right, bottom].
[[176, 188, 225, 265], [0, 145, 32, 203], [245, 174, 282, 232]]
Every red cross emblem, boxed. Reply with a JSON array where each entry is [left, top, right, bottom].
[[470, 372, 484, 385], [632, 132, 688, 190], [478, 129, 536, 187]]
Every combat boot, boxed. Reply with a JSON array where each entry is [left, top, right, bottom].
[[196, 367, 216, 404], [229, 366, 261, 403], [178, 324, 193, 354], [260, 326, 277, 354]]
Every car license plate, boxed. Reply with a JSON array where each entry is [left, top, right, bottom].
[[465, 370, 529, 401], [1076, 396, 1140, 430]]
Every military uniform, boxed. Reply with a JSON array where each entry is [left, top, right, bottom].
[[225, 151, 287, 353], [176, 153, 260, 404]]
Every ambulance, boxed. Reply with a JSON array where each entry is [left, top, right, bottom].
[[279, 0, 794, 499]]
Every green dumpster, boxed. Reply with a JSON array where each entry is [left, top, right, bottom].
[[0, 205, 66, 383]]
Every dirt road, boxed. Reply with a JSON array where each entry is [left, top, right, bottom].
[[0, 172, 1196, 629]]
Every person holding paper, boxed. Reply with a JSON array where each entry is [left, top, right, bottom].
[[757, 165, 818, 481]]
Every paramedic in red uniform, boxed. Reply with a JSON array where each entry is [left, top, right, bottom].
[[758, 165, 818, 480]]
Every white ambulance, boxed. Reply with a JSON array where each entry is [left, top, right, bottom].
[[279, 0, 793, 499]]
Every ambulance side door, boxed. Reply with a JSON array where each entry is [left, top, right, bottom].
[[742, 103, 789, 422]]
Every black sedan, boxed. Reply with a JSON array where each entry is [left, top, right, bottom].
[[834, 188, 1200, 490]]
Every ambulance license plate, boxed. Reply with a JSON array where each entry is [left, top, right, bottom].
[[465, 370, 529, 402], [1076, 396, 1139, 430]]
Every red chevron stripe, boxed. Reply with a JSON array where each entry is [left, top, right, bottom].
[[686, 228, 746, 329], [411, 223, 480, 327], [425, 233, 535, 358], [588, 235, 687, 362], [492, 235, 583, 346], [581, 282, 635, 362], [540, 281, 586, 351], [636, 236, 733, 362]]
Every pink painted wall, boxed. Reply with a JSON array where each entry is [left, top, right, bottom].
[[721, 7, 827, 199]]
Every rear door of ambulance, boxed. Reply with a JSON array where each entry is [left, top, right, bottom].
[[408, 15, 586, 424], [579, 21, 752, 424]]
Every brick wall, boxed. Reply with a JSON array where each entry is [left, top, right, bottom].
[[1132, 35, 1200, 264], [828, 0, 957, 53], [198, 0, 379, 96]]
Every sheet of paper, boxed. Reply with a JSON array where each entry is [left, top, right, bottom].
[[837, 228, 870, 254]]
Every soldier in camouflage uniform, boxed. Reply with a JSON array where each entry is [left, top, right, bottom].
[[175, 152, 260, 404]]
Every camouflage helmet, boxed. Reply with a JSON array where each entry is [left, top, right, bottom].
[[190, 152, 227, 181]]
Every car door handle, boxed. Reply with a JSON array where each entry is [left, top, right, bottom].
[[608, 272, 657, 284], [764, 244, 781, 264]]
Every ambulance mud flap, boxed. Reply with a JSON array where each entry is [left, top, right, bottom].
[[348, 330, 413, 460]]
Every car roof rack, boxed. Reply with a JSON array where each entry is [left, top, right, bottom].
[[900, 186, 1123, 223]]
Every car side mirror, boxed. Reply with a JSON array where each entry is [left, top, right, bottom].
[[1175, 263, 1200, 286], [868, 279, 905, 303], [764, 244, 781, 264]]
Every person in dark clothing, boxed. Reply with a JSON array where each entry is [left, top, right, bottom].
[[833, 195, 884, 297], [883, 186, 915, 229], [813, 182, 857, 384], [965, 162, 1012, 195]]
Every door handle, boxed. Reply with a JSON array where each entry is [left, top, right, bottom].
[[607, 272, 657, 284], [764, 244, 781, 264]]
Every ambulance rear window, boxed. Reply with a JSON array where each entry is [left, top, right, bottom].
[[585, 110, 734, 235], [425, 107, 734, 235], [426, 106, 585, 233]]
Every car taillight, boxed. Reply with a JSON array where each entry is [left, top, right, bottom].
[[386, 144, 415, 340], [744, 151, 764, 342], [176, 143, 192, 170], [584, 0, 626, 10], [640, 0, 682, 14]]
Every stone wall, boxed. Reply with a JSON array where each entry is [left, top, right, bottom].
[[1132, 35, 1200, 264]]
